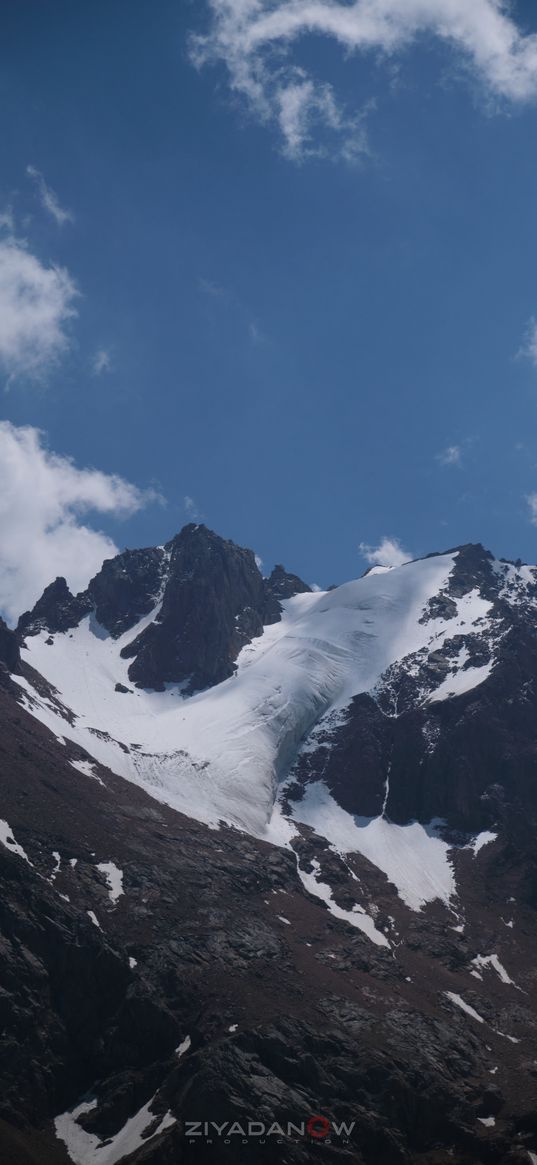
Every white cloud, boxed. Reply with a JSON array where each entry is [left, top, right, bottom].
[[26, 165, 74, 226], [92, 348, 112, 375], [437, 444, 462, 466], [359, 536, 412, 568], [0, 423, 155, 623], [184, 495, 204, 521], [527, 493, 537, 525], [192, 0, 537, 160], [0, 224, 78, 382]]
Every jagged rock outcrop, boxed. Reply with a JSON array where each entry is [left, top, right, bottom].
[[18, 577, 91, 637], [265, 563, 312, 602]]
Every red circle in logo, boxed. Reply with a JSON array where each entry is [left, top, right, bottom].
[[306, 1115, 330, 1139]]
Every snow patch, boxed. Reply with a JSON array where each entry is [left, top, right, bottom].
[[468, 831, 497, 856], [428, 662, 493, 704], [70, 759, 105, 788], [96, 862, 124, 905], [471, 953, 516, 987], [0, 820, 32, 865], [297, 858, 389, 948], [87, 911, 101, 930], [55, 1095, 176, 1165], [290, 782, 455, 912], [446, 993, 520, 1042], [176, 1035, 191, 1057], [445, 992, 485, 1024]]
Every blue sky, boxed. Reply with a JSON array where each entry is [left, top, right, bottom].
[[2, 0, 537, 616]]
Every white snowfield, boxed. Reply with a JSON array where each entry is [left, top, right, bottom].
[[290, 782, 456, 913], [13, 549, 516, 920]]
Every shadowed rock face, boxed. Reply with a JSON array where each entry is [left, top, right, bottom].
[[0, 618, 20, 676], [87, 546, 167, 637], [121, 525, 271, 691], [266, 563, 312, 601]]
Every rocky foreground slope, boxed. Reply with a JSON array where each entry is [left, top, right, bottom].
[[0, 526, 536, 1163]]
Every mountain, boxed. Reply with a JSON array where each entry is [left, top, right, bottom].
[[1, 525, 537, 1164]]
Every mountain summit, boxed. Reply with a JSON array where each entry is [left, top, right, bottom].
[[1, 526, 537, 1164]]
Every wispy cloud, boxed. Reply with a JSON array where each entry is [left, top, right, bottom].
[[198, 276, 228, 300], [198, 275, 267, 346], [92, 348, 112, 376], [191, 0, 537, 161], [0, 218, 78, 383], [0, 423, 156, 622], [249, 321, 265, 345], [519, 317, 537, 366], [527, 494, 537, 526], [26, 165, 74, 226], [436, 444, 462, 467], [184, 495, 204, 522], [359, 536, 411, 569]]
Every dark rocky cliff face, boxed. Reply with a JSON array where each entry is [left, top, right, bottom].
[[122, 525, 271, 691]]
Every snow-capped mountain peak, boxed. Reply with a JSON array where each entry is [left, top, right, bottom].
[[11, 530, 537, 892], [3, 527, 537, 1165]]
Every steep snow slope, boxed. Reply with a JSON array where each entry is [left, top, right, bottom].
[[13, 550, 490, 837], [288, 780, 457, 911]]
